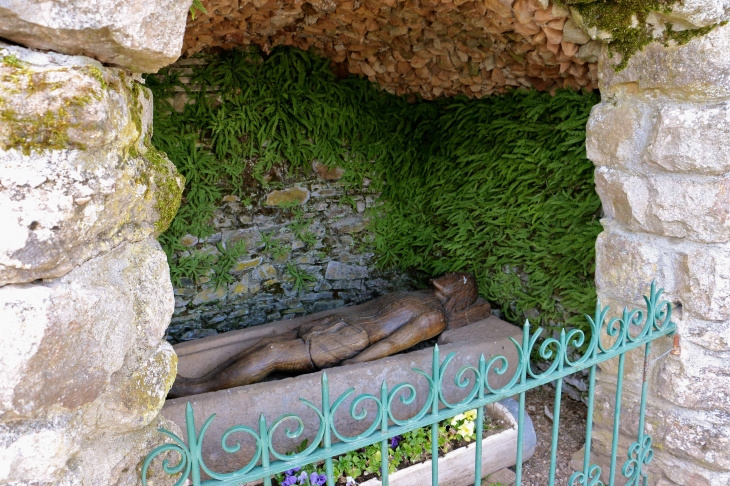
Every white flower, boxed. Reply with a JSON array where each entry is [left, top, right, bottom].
[[450, 413, 465, 426], [346, 476, 357, 486]]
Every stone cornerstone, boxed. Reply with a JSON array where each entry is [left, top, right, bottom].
[[0, 36, 185, 486], [585, 20, 730, 486]]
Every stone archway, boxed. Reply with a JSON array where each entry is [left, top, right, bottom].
[[1, 1, 729, 485]]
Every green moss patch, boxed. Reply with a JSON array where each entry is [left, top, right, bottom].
[[146, 48, 600, 334], [559, 0, 724, 70]]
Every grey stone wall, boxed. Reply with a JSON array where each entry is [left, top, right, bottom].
[[582, 20, 730, 486], [168, 161, 422, 343]]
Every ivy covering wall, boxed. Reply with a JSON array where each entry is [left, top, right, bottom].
[[147, 47, 600, 335]]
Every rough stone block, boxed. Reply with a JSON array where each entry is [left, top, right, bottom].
[[666, 0, 730, 28], [0, 238, 178, 485], [265, 186, 310, 206], [231, 257, 263, 273], [646, 102, 730, 175], [586, 101, 652, 169], [597, 223, 730, 321], [679, 315, 730, 352], [192, 285, 227, 306], [330, 214, 366, 233], [592, 383, 730, 481], [595, 223, 679, 306], [657, 341, 730, 414], [0, 0, 190, 73], [596, 167, 730, 244], [0, 238, 173, 420], [325, 261, 369, 280], [677, 245, 730, 320], [0, 44, 183, 286], [599, 23, 730, 102], [221, 227, 263, 250]]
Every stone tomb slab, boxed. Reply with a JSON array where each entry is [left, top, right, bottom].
[[163, 314, 523, 474]]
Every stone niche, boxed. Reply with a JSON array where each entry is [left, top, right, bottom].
[[165, 64, 424, 342]]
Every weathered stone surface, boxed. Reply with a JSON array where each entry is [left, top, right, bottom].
[[232, 257, 263, 273], [677, 245, 730, 321], [0, 238, 173, 420], [597, 223, 730, 320], [680, 315, 730, 352], [595, 167, 730, 244], [221, 227, 263, 250], [325, 261, 369, 280], [265, 186, 310, 206], [0, 238, 178, 484], [192, 285, 227, 306], [562, 18, 591, 45], [587, 101, 652, 169], [592, 294, 674, 384], [255, 263, 277, 280], [312, 160, 345, 180], [595, 223, 678, 306], [599, 22, 730, 102], [0, 44, 184, 286], [589, 393, 730, 484], [0, 0, 190, 73], [657, 341, 730, 414], [330, 214, 366, 233], [646, 102, 730, 175], [666, 0, 730, 28]]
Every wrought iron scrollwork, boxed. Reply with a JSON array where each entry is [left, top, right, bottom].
[[142, 282, 676, 486]]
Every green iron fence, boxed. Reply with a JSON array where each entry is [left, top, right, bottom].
[[143, 282, 676, 486]]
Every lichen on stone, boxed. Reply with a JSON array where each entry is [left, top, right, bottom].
[[83, 65, 108, 91], [145, 143, 185, 235], [558, 0, 725, 70], [124, 80, 185, 235], [0, 99, 90, 155]]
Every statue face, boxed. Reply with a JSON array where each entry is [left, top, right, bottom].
[[432, 272, 478, 315]]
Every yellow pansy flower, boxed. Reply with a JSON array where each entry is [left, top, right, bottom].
[[458, 420, 475, 440]]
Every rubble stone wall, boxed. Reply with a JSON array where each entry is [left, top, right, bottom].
[[168, 158, 421, 344], [585, 21, 730, 486]]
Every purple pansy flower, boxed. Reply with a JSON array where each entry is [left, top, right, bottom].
[[282, 475, 298, 486], [285, 467, 302, 476], [390, 435, 402, 448], [297, 471, 309, 484], [309, 472, 327, 486]]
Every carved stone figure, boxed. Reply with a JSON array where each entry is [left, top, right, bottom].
[[168, 272, 491, 398]]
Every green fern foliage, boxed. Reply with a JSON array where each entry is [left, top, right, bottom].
[[372, 90, 602, 333], [145, 47, 600, 335]]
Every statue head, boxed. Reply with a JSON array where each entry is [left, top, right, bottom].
[[431, 272, 479, 316]]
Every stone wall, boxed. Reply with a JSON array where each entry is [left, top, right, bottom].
[[0, 0, 189, 481], [583, 20, 730, 486], [168, 159, 421, 343]]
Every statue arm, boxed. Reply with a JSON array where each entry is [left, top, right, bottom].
[[342, 311, 446, 364]]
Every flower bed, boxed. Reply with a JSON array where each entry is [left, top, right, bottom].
[[272, 400, 532, 486]]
